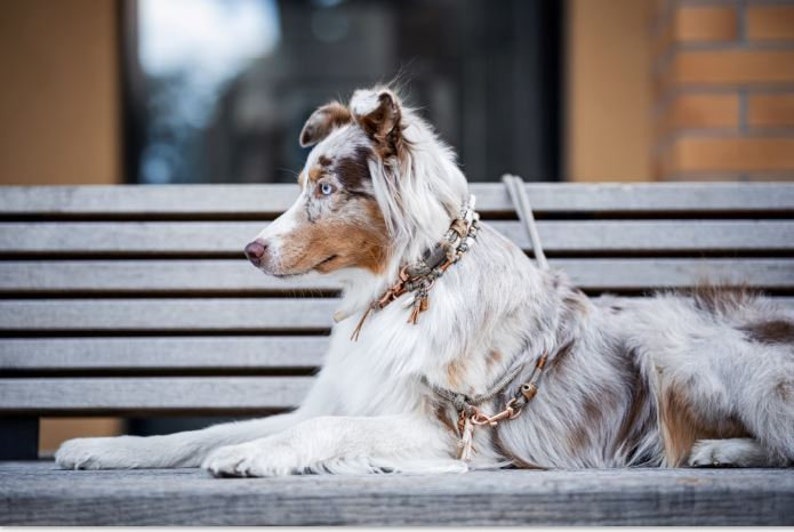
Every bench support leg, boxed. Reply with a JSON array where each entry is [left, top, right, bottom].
[[0, 417, 39, 460]]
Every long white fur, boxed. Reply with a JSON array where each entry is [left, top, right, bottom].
[[56, 86, 794, 476]]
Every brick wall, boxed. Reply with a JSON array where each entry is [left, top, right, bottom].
[[653, 0, 794, 181]]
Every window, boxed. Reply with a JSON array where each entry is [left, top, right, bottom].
[[123, 0, 564, 185]]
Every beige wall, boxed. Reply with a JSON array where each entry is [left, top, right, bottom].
[[566, 0, 654, 182], [0, 0, 123, 454], [0, 0, 121, 185]]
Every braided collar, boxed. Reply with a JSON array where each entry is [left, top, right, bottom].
[[350, 195, 480, 341]]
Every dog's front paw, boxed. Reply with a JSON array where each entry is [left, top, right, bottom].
[[55, 436, 142, 470], [202, 441, 300, 478]]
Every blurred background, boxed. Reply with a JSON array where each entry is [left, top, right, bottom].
[[0, 0, 792, 453]]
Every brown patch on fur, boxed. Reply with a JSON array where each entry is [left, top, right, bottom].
[[446, 359, 466, 389], [318, 155, 333, 167], [299, 101, 352, 147], [569, 396, 603, 452], [278, 197, 388, 275], [307, 165, 324, 183], [492, 428, 546, 470], [614, 354, 652, 459], [355, 92, 405, 159], [433, 402, 458, 436], [335, 146, 372, 192], [659, 382, 749, 466], [485, 350, 503, 370], [691, 283, 757, 316], [740, 320, 794, 345], [775, 380, 792, 401]]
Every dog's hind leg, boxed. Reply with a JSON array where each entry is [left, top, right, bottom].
[[728, 341, 794, 466], [688, 438, 791, 467]]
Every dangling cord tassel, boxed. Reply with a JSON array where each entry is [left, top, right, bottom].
[[408, 291, 431, 324], [350, 306, 373, 342], [458, 411, 475, 461]]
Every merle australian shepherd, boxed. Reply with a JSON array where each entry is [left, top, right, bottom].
[[57, 86, 794, 476]]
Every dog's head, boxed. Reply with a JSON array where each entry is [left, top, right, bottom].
[[245, 86, 468, 279]]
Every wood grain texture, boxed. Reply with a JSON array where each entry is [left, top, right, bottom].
[[0, 461, 791, 525], [2, 220, 792, 256], [1, 258, 792, 295], [0, 298, 336, 332], [0, 336, 328, 370], [0, 377, 312, 412], [1, 183, 793, 216]]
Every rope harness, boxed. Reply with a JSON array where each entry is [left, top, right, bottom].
[[423, 350, 549, 461], [432, 175, 552, 461]]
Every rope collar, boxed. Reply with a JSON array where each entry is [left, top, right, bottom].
[[350, 195, 481, 341]]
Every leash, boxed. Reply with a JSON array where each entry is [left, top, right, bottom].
[[501, 174, 549, 271]]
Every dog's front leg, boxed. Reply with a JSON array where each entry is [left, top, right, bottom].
[[55, 411, 309, 470], [202, 414, 466, 477], [55, 365, 345, 470]]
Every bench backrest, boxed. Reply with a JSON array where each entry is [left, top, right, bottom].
[[1, 182, 792, 418]]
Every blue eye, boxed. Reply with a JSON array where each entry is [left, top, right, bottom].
[[319, 183, 335, 196]]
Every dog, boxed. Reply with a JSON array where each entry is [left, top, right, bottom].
[[56, 86, 794, 476]]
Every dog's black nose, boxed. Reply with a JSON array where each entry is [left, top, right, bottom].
[[244, 240, 266, 266]]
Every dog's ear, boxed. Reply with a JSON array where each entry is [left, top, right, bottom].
[[351, 88, 403, 156], [299, 101, 352, 148]]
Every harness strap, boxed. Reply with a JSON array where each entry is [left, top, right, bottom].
[[420, 178, 556, 461], [421, 354, 528, 414]]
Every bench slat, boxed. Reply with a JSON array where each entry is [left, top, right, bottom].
[[1, 182, 792, 216], [1, 298, 792, 334], [2, 220, 792, 255], [1, 258, 792, 294], [3, 296, 794, 371], [0, 337, 327, 370], [0, 299, 337, 332], [0, 377, 311, 413]]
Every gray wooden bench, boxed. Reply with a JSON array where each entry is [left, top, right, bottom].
[[1, 182, 793, 525]]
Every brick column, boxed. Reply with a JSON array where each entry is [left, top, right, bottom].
[[653, 0, 794, 181]]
